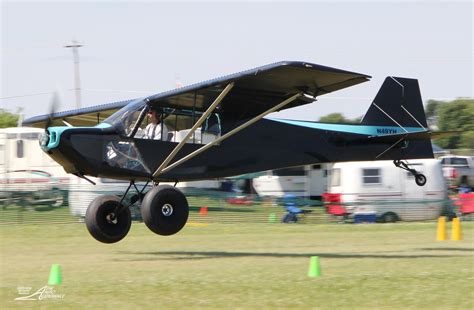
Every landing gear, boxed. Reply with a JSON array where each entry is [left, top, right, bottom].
[[84, 182, 188, 242], [393, 159, 427, 186], [141, 185, 189, 236], [415, 174, 427, 187], [85, 195, 132, 243], [85, 181, 148, 243]]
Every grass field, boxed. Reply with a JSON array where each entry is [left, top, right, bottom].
[[1, 220, 473, 309]]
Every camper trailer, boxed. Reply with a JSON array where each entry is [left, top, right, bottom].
[[252, 165, 328, 198], [0, 127, 70, 206], [326, 159, 448, 222]]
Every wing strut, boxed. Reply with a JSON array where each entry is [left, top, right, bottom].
[[156, 92, 303, 178], [152, 82, 235, 178]]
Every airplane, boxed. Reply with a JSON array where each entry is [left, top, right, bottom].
[[23, 61, 435, 243]]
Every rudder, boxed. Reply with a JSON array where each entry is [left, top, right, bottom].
[[361, 77, 428, 129]]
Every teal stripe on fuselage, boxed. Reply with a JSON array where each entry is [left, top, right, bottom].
[[44, 123, 112, 150], [270, 119, 424, 136]]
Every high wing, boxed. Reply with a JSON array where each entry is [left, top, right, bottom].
[[23, 99, 136, 128], [23, 61, 370, 127]]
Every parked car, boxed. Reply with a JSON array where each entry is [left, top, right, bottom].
[[0, 170, 65, 208], [439, 155, 474, 189], [0, 127, 70, 208]]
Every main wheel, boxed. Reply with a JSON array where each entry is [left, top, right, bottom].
[[415, 174, 427, 186], [141, 185, 189, 236], [85, 195, 132, 243]]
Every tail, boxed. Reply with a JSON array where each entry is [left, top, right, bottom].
[[361, 77, 433, 160], [362, 76, 428, 128]]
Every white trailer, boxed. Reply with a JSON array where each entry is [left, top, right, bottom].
[[326, 159, 448, 222], [252, 164, 328, 198], [0, 127, 70, 206]]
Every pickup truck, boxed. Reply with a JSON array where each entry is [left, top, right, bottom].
[[439, 156, 474, 189]]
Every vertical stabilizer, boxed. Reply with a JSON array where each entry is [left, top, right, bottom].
[[362, 77, 428, 129]]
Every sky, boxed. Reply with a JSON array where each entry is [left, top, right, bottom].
[[1, 0, 473, 122]]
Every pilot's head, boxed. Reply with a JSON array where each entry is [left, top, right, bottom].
[[147, 108, 161, 124]]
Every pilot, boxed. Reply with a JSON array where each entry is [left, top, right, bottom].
[[145, 108, 170, 140]]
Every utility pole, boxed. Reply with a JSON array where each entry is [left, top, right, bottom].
[[64, 40, 83, 109]]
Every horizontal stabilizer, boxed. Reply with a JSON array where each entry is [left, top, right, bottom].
[[368, 130, 431, 143], [430, 130, 463, 139]]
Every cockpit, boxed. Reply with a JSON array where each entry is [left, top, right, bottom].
[[103, 98, 221, 144], [101, 98, 222, 175]]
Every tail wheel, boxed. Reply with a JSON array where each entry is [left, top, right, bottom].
[[415, 174, 427, 186], [141, 185, 189, 236], [85, 195, 132, 243]]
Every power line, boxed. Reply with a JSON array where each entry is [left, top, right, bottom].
[[0, 92, 54, 100]]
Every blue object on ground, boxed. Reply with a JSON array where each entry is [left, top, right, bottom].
[[354, 213, 376, 223]]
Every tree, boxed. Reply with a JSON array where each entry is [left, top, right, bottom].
[[425, 99, 443, 129], [0, 109, 19, 128], [425, 100, 442, 119], [434, 99, 474, 149]]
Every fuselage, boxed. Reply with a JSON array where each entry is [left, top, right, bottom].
[[42, 118, 432, 182]]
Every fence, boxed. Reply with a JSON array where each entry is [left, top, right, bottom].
[[1, 185, 472, 225]]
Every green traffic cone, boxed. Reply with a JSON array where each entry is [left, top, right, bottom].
[[48, 264, 62, 286], [268, 213, 277, 223], [308, 256, 321, 277]]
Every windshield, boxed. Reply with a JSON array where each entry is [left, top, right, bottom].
[[103, 99, 147, 135]]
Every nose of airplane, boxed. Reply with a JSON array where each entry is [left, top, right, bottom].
[[39, 131, 49, 151], [39, 127, 69, 151]]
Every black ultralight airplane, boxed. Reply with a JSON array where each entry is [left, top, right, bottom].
[[24, 61, 435, 243]]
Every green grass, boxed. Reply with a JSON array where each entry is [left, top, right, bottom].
[[1, 221, 473, 309]]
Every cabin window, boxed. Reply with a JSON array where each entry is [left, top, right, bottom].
[[330, 168, 341, 187], [362, 168, 381, 184], [133, 107, 221, 144], [16, 140, 24, 158]]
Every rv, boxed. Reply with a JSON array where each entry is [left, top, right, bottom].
[[252, 165, 328, 199], [0, 127, 70, 207], [326, 159, 448, 222]]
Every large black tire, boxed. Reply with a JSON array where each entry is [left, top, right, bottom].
[[141, 185, 189, 236], [85, 195, 132, 243]]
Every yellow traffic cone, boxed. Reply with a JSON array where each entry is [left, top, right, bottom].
[[451, 217, 462, 241], [436, 216, 447, 241]]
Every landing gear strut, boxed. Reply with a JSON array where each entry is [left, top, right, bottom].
[[393, 159, 427, 186]]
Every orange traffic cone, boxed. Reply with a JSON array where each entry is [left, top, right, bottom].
[[199, 206, 208, 216]]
